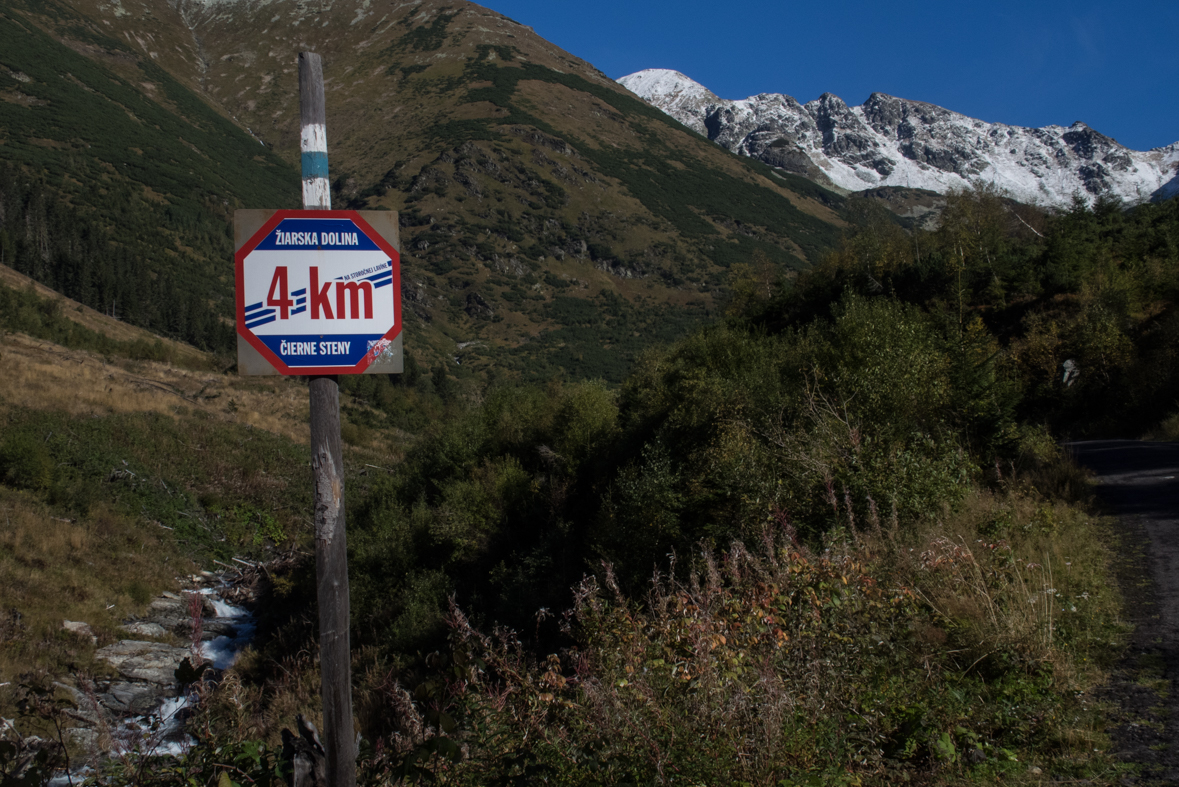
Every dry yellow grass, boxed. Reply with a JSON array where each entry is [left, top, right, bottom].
[[0, 333, 311, 444], [0, 488, 193, 683], [1, 331, 411, 471], [3, 228, 411, 455], [905, 487, 1122, 691], [1143, 409, 1179, 441]]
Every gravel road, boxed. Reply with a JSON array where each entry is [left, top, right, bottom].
[[1068, 440, 1179, 784]]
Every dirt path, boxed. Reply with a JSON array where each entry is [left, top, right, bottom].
[[1067, 440, 1179, 784]]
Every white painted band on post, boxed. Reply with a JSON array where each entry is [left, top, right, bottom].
[[302, 178, 332, 210], [301, 120, 330, 209], [301, 123, 328, 153]]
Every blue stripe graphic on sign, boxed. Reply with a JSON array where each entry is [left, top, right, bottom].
[[245, 307, 276, 327], [244, 301, 276, 328], [246, 314, 277, 329], [287, 288, 308, 316], [301, 151, 329, 180], [368, 271, 394, 288]]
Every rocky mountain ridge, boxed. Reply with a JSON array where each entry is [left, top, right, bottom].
[[619, 68, 1179, 208]]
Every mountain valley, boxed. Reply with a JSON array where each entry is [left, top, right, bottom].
[[2, 0, 847, 382], [4, 4, 1179, 785]]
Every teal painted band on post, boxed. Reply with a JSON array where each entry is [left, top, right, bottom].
[[301, 151, 329, 179]]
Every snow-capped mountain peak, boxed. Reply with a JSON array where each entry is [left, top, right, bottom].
[[617, 69, 1179, 208], [618, 69, 718, 130]]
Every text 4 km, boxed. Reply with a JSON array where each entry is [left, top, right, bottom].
[[267, 266, 375, 320]]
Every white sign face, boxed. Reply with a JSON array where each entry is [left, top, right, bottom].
[[236, 212, 401, 375]]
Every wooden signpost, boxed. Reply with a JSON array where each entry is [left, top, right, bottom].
[[301, 51, 356, 787], [233, 51, 403, 787]]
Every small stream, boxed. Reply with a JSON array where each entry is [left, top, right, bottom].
[[114, 591, 254, 757], [198, 591, 257, 672], [48, 573, 259, 784]]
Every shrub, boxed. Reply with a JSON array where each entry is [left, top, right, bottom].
[[553, 381, 618, 472], [126, 580, 152, 606], [392, 528, 1054, 785], [0, 430, 54, 491], [820, 294, 952, 438], [347, 465, 1121, 785]]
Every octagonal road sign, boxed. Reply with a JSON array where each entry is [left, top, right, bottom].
[[235, 209, 402, 375]]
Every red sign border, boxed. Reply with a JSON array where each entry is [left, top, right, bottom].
[[235, 209, 402, 376]]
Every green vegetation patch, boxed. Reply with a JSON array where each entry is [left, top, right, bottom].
[[390, 7, 459, 53], [494, 292, 713, 383], [0, 12, 296, 213], [0, 405, 311, 563], [0, 9, 298, 352], [0, 165, 236, 353], [0, 281, 212, 368], [430, 47, 840, 267]]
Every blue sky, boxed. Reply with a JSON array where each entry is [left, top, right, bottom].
[[484, 0, 1179, 152]]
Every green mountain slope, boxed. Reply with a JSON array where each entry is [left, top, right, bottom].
[[5, 0, 847, 380], [0, 3, 299, 347]]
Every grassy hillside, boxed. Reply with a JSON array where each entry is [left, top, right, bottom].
[[0, 277, 402, 710], [0, 268, 489, 700], [0, 263, 216, 367]]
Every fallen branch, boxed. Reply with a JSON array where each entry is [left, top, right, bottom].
[[1006, 205, 1045, 238]]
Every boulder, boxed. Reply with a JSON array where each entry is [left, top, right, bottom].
[[52, 682, 102, 726], [95, 641, 192, 686], [62, 620, 97, 644], [464, 292, 493, 320], [95, 681, 170, 716], [281, 715, 327, 787], [135, 595, 216, 637], [66, 727, 101, 752], [140, 599, 188, 633], [200, 619, 238, 640], [120, 621, 168, 639]]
